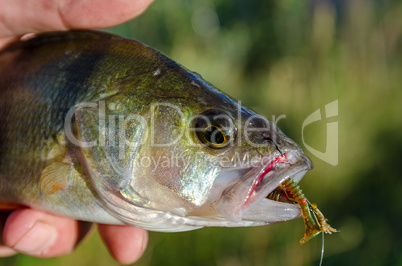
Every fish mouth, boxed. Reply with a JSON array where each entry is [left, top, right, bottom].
[[243, 153, 310, 208], [215, 150, 313, 224]]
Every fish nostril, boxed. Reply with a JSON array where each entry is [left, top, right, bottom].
[[262, 131, 271, 140]]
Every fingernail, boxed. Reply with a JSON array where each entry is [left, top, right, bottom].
[[13, 221, 58, 255], [0, 246, 17, 257]]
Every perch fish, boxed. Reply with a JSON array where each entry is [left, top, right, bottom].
[[0, 31, 334, 242]]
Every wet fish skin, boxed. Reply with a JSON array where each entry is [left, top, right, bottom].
[[0, 31, 313, 232]]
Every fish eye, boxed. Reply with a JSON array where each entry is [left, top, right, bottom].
[[201, 125, 226, 146], [193, 109, 236, 149]]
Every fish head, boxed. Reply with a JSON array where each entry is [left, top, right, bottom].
[[72, 47, 313, 231]]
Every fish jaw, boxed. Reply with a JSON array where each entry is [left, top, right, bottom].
[[211, 149, 313, 225]]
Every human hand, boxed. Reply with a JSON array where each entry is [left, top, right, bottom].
[[0, 0, 153, 49], [0, 0, 153, 264], [0, 209, 148, 264]]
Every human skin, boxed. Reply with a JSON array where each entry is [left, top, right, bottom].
[[0, 0, 153, 264]]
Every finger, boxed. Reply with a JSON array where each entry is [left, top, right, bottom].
[[0, 246, 17, 257], [2, 208, 93, 257], [98, 224, 148, 265], [0, 36, 19, 50], [0, 0, 154, 38], [58, 0, 154, 29]]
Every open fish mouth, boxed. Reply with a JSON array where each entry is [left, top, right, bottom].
[[213, 150, 314, 225], [243, 152, 311, 208]]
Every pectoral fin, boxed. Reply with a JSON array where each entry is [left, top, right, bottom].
[[39, 162, 71, 195], [0, 203, 23, 210]]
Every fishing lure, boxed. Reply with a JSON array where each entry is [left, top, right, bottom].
[[277, 178, 337, 245]]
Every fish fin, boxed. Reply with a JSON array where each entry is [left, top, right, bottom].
[[0, 203, 23, 210], [39, 162, 71, 195]]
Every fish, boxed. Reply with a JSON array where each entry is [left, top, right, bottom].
[[0, 30, 330, 240]]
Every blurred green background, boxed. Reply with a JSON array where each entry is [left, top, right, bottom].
[[2, 0, 402, 265]]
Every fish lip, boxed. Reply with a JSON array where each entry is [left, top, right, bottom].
[[242, 151, 313, 210]]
